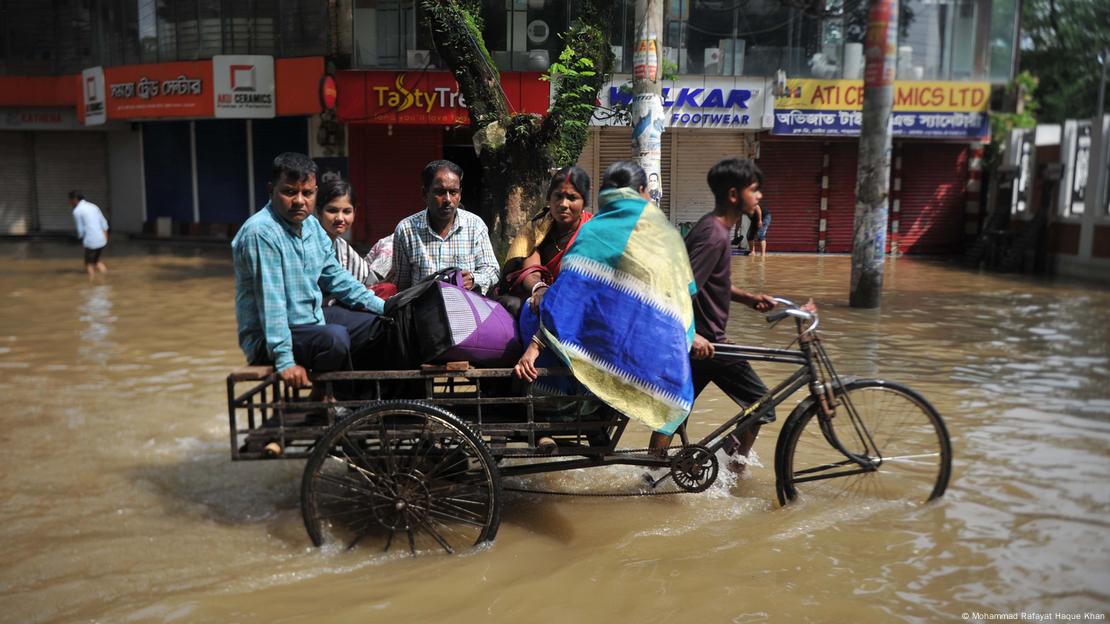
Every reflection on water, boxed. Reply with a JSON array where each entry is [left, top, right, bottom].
[[0, 242, 1107, 622], [78, 285, 114, 365]]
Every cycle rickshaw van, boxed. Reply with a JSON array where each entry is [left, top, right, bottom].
[[225, 298, 952, 556]]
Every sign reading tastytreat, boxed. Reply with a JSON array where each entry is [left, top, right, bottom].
[[213, 55, 275, 119], [335, 70, 550, 125], [772, 79, 990, 138]]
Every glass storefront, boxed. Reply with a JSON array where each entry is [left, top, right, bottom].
[[0, 0, 1017, 82], [0, 0, 327, 75], [347, 0, 1018, 82]]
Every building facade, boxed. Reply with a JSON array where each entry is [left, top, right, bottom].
[[1, 0, 1020, 252], [0, 0, 331, 236]]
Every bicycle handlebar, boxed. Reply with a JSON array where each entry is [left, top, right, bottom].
[[766, 297, 819, 334]]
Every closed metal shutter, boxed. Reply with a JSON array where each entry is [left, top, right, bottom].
[[34, 132, 110, 232], [0, 132, 34, 234], [584, 127, 674, 218], [756, 139, 822, 252], [898, 142, 968, 254], [574, 128, 599, 192], [825, 141, 859, 253], [671, 130, 753, 226], [348, 124, 443, 244]]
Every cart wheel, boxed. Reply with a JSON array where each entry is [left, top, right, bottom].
[[301, 401, 501, 555]]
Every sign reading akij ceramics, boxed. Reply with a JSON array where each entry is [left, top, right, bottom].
[[213, 55, 275, 118], [773, 79, 990, 138]]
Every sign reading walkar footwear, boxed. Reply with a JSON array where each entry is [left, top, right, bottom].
[[213, 55, 275, 118]]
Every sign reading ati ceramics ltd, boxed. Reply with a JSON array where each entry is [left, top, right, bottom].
[[102, 61, 214, 118], [773, 79, 990, 138], [335, 70, 550, 125], [593, 75, 771, 129], [213, 55, 275, 118]]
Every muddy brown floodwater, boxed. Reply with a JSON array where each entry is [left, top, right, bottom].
[[1, 241, 1107, 623]]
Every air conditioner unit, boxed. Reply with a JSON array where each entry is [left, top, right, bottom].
[[407, 49, 431, 68], [703, 47, 721, 74], [526, 20, 549, 45]]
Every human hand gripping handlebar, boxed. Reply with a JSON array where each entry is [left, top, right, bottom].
[[766, 297, 819, 335]]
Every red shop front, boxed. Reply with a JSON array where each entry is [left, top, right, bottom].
[[336, 70, 550, 244]]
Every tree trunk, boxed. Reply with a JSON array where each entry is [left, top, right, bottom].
[[849, 0, 898, 309], [421, 0, 614, 258]]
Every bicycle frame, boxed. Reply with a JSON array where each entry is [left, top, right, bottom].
[[690, 320, 885, 482]]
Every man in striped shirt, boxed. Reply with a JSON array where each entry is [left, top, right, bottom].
[[232, 152, 386, 391], [391, 160, 499, 293]]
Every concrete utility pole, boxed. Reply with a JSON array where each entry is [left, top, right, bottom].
[[849, 0, 898, 308], [632, 0, 665, 206]]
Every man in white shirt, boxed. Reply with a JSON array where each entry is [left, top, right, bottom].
[[70, 190, 109, 280]]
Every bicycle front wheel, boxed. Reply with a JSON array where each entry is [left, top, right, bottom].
[[776, 379, 952, 506]]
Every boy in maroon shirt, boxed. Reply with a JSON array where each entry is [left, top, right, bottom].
[[649, 158, 777, 472]]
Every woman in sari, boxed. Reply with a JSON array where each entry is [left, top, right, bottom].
[[514, 161, 696, 445], [502, 165, 593, 313]]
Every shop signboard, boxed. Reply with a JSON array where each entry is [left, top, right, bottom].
[[102, 61, 213, 119], [213, 55, 275, 118], [6, 107, 83, 131], [772, 79, 990, 138], [336, 70, 550, 125], [593, 74, 771, 129], [81, 67, 106, 126], [1068, 122, 1091, 216]]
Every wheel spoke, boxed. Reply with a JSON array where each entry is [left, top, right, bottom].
[[316, 471, 392, 501], [425, 507, 488, 528], [412, 513, 456, 555]]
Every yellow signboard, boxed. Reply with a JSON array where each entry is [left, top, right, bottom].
[[776, 79, 990, 113]]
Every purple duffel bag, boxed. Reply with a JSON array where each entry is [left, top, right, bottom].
[[383, 269, 523, 367]]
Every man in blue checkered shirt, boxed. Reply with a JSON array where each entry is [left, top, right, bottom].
[[391, 160, 500, 293], [232, 152, 386, 392]]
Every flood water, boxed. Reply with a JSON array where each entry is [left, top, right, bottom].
[[1, 240, 1108, 623]]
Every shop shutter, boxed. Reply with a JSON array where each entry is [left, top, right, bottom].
[[577, 127, 673, 218], [825, 141, 859, 253], [0, 132, 34, 234], [670, 130, 751, 226], [196, 120, 250, 224], [756, 139, 822, 252], [34, 132, 110, 232], [575, 129, 599, 190], [144, 121, 195, 226], [348, 124, 443, 245], [897, 142, 968, 254]]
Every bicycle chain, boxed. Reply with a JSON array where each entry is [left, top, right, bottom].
[[498, 445, 702, 498]]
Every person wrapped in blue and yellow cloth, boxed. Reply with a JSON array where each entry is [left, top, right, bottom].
[[514, 161, 697, 440]]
